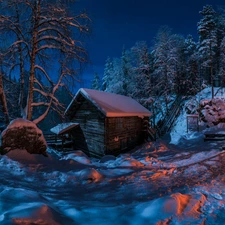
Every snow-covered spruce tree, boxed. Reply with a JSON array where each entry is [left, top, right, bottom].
[[217, 6, 225, 90], [183, 35, 200, 95], [152, 26, 184, 113], [130, 41, 153, 106], [121, 47, 132, 96], [102, 57, 113, 91], [102, 56, 125, 95], [219, 37, 225, 89], [91, 72, 101, 90], [0, 0, 90, 124], [107, 58, 124, 94], [197, 5, 219, 98], [168, 34, 186, 95], [103, 47, 137, 97]]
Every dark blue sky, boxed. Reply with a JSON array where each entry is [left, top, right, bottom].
[[77, 0, 225, 87]]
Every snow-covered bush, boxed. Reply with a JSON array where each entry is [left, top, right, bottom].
[[198, 98, 225, 127], [1, 118, 47, 155]]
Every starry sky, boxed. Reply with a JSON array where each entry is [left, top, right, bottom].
[[76, 0, 225, 87]]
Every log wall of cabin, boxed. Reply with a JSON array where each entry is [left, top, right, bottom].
[[105, 116, 148, 155], [70, 98, 106, 157]]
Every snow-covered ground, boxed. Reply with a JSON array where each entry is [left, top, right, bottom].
[[2, 87, 225, 225]]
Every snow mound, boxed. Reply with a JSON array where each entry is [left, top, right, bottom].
[[135, 192, 206, 224], [11, 204, 73, 225], [79, 168, 103, 183], [62, 150, 91, 165], [6, 149, 53, 166], [0, 155, 26, 175], [100, 155, 116, 163], [114, 155, 144, 167]]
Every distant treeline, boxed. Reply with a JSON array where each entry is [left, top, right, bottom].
[[92, 5, 225, 112]]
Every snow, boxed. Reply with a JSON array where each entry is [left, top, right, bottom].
[[61, 150, 91, 165], [1, 141, 225, 224], [170, 87, 225, 144], [50, 123, 79, 135], [65, 88, 152, 118], [2, 118, 43, 137], [2, 87, 225, 224]]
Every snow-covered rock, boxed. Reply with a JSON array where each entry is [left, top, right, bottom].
[[1, 118, 47, 155], [198, 98, 225, 127], [62, 150, 91, 165]]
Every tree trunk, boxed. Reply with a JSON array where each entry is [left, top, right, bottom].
[[15, 5, 25, 117], [26, 1, 40, 120], [0, 73, 9, 125]]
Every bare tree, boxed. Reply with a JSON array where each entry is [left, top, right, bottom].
[[0, 70, 9, 125], [24, 0, 89, 123], [0, 0, 90, 124]]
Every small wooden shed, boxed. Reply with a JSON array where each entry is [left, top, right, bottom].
[[65, 88, 152, 157]]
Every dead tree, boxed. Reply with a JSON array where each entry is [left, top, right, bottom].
[[0, 0, 90, 124]]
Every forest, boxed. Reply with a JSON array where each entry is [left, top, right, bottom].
[[0, 3, 224, 133], [92, 5, 225, 127]]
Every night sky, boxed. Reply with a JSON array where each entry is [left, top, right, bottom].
[[77, 0, 225, 87]]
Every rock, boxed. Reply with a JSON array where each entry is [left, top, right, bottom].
[[1, 118, 47, 155], [198, 98, 225, 127]]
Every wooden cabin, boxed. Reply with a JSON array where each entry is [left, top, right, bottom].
[[65, 88, 152, 158]]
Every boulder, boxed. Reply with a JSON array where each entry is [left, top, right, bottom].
[[1, 118, 47, 155]]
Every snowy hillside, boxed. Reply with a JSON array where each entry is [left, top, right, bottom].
[[171, 87, 225, 144], [2, 87, 225, 224]]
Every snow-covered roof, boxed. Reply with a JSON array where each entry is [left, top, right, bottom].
[[50, 123, 79, 135], [65, 88, 152, 118]]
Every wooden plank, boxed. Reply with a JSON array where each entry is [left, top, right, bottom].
[[205, 133, 225, 137], [104, 116, 145, 155], [204, 137, 225, 141]]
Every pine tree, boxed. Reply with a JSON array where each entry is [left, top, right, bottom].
[[184, 35, 200, 95], [130, 41, 153, 105], [102, 57, 113, 91], [219, 37, 225, 89], [121, 47, 132, 96], [91, 72, 101, 90], [197, 5, 218, 98], [153, 26, 180, 112], [108, 58, 123, 94]]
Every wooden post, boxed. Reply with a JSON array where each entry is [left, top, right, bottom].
[[187, 114, 199, 133]]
